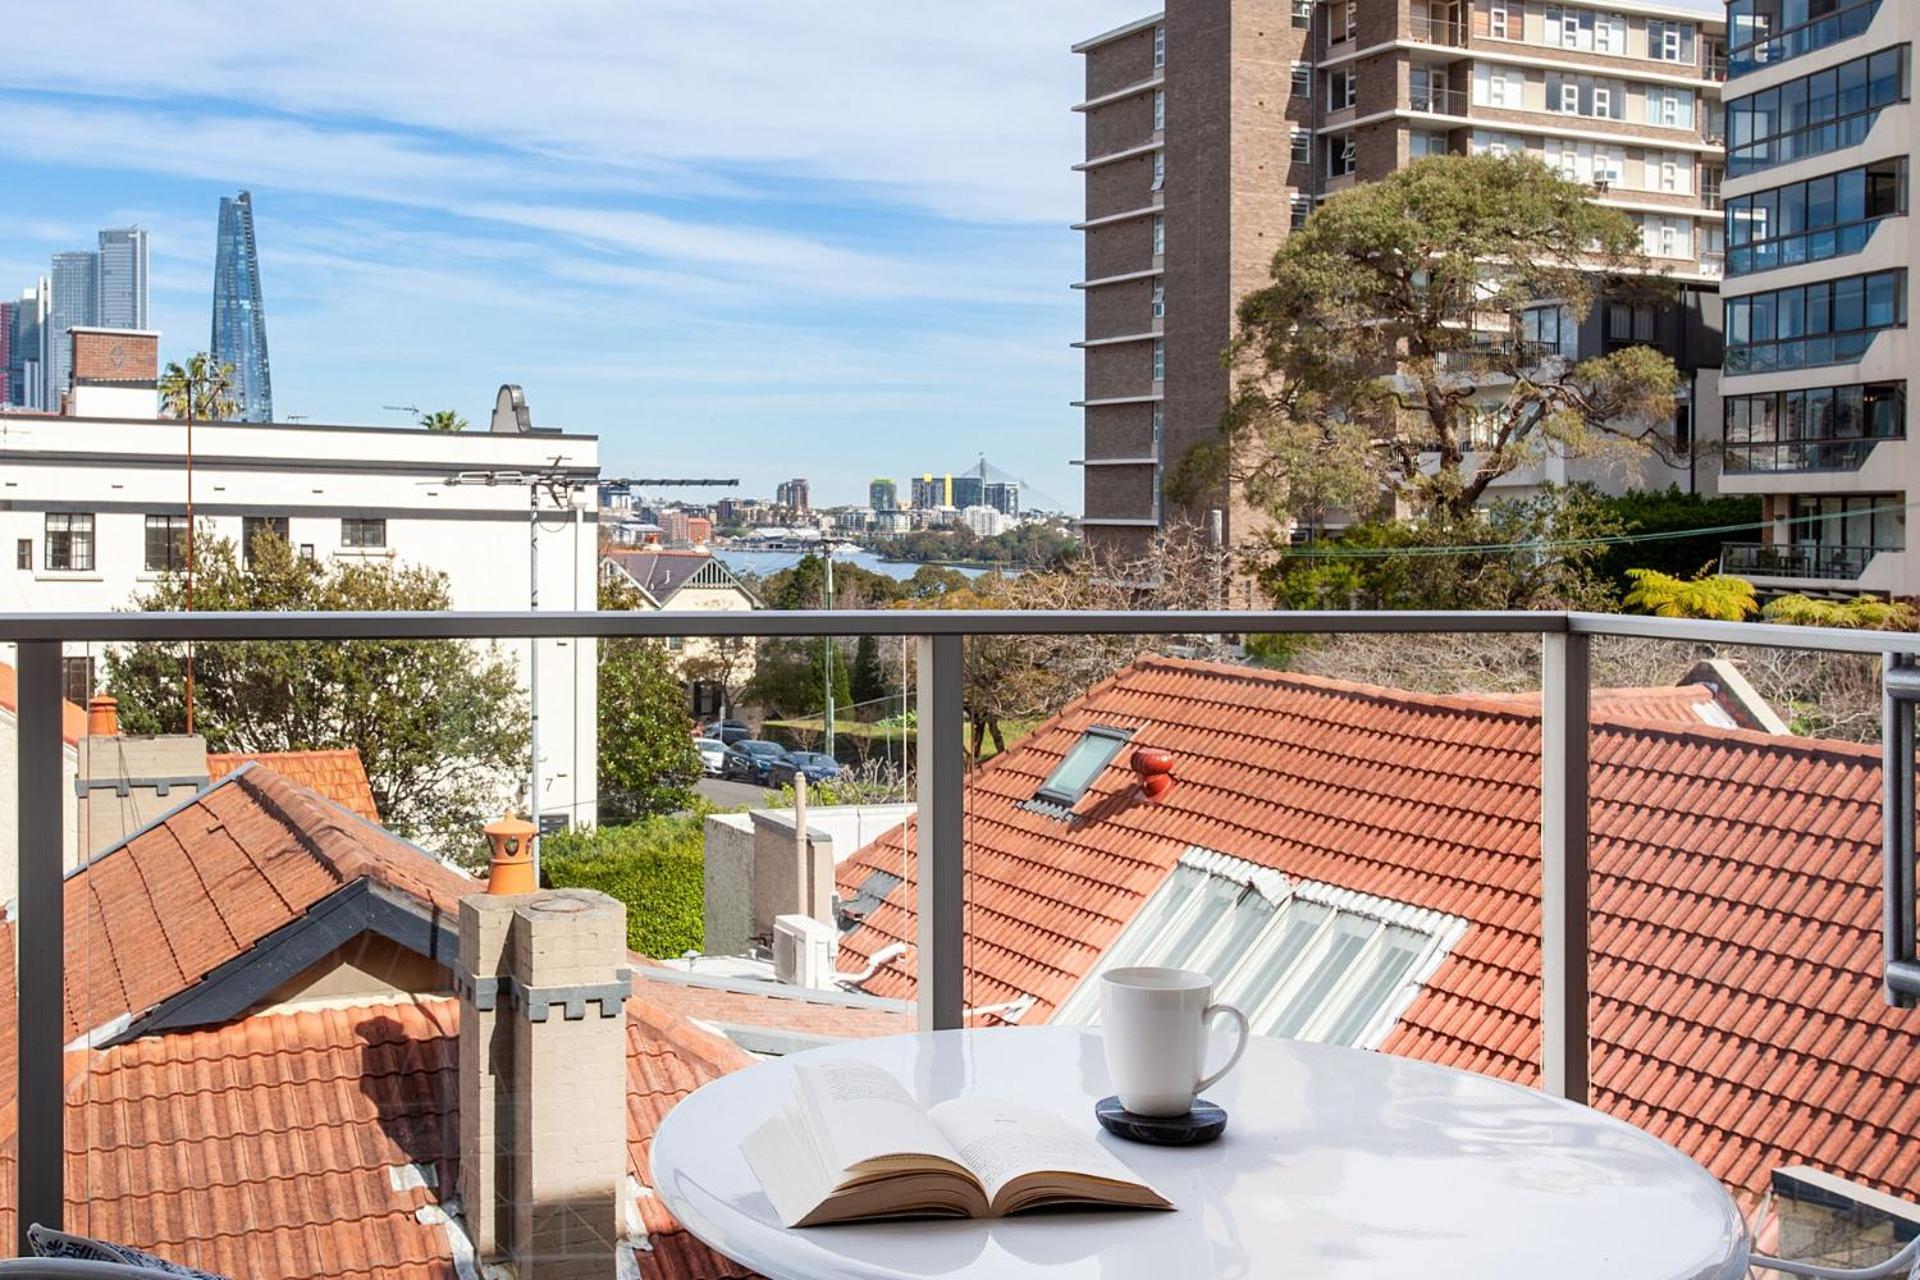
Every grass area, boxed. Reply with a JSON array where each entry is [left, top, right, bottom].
[[540, 812, 706, 957]]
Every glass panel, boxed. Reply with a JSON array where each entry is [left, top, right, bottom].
[[1221, 903, 1329, 1014], [1265, 916, 1376, 1038], [1321, 929, 1428, 1046]]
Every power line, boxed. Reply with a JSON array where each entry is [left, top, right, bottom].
[[1270, 499, 1914, 562]]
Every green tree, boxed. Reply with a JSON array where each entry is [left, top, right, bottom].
[[598, 636, 702, 822], [420, 409, 468, 432], [1621, 568, 1759, 620], [1215, 154, 1681, 524], [850, 633, 889, 711], [1762, 593, 1917, 631], [105, 533, 528, 862], [1592, 487, 1762, 590], [158, 353, 238, 421]]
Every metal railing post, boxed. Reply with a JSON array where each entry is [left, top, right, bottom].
[[915, 634, 965, 1031], [16, 641, 64, 1249], [1540, 631, 1591, 1104], [1881, 654, 1920, 1005]]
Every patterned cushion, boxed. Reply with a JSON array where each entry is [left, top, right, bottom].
[[26, 1225, 230, 1279]]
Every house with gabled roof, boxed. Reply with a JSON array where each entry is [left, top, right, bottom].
[[601, 549, 760, 718], [832, 655, 1920, 1248]]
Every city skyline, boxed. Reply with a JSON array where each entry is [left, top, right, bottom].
[[0, 0, 1187, 511], [212, 191, 273, 422]]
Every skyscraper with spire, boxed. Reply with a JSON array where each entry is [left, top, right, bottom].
[[211, 191, 272, 422]]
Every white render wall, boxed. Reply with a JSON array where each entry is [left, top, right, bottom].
[[0, 411, 601, 835]]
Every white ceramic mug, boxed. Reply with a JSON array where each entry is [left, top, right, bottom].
[[1101, 966, 1251, 1117]]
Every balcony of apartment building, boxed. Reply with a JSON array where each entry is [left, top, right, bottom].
[[1722, 380, 1906, 486], [2, 606, 1918, 1279], [1723, 45, 1908, 181], [1721, 491, 1906, 589], [1726, 0, 1887, 81], [1409, 0, 1468, 49]]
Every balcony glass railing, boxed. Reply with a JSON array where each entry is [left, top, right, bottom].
[[1727, 214, 1897, 277], [1720, 540, 1895, 578], [1410, 85, 1470, 115], [1728, 0, 1883, 79], [1724, 434, 1899, 472], [3, 606, 1919, 1275], [1409, 12, 1466, 45]]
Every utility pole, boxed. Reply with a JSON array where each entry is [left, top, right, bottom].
[[823, 544, 836, 758]]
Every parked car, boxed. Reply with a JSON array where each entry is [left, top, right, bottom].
[[702, 719, 753, 745], [693, 737, 727, 777], [766, 751, 844, 789], [722, 739, 790, 783]]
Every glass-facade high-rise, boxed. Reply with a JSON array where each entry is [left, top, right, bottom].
[[95, 227, 149, 330], [47, 250, 97, 409], [211, 191, 273, 422]]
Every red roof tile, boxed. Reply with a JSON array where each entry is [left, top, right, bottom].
[[835, 655, 1920, 1205], [207, 750, 381, 822]]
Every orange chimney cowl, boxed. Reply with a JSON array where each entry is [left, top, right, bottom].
[[1131, 747, 1175, 803], [87, 695, 119, 738], [483, 814, 539, 895]]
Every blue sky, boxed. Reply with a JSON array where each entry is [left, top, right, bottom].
[[0, 1, 1152, 512]]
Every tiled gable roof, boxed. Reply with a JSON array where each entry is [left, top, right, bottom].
[[207, 749, 381, 822], [604, 549, 743, 605], [834, 655, 1919, 1204]]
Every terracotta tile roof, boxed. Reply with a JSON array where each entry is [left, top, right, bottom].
[[632, 967, 910, 1041], [0, 994, 755, 1280], [834, 655, 1920, 1205], [0, 662, 88, 745], [207, 749, 381, 822], [1475, 683, 1738, 729]]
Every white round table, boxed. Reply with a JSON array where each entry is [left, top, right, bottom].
[[652, 1026, 1750, 1280]]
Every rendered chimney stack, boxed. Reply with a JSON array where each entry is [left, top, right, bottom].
[[458, 877, 631, 1278]]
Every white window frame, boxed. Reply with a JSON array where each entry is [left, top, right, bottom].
[[1153, 214, 1165, 255], [1154, 88, 1166, 131], [1290, 195, 1312, 230], [1558, 80, 1580, 113], [1291, 127, 1312, 162], [1592, 84, 1611, 118], [1153, 25, 1166, 67], [1152, 339, 1166, 382], [1291, 61, 1313, 93], [1151, 150, 1165, 191], [1595, 12, 1624, 53], [1562, 9, 1583, 47], [1660, 156, 1679, 192], [1489, 0, 1509, 38], [1344, 0, 1358, 39], [1293, 0, 1314, 28], [1151, 283, 1165, 318], [1329, 68, 1357, 111]]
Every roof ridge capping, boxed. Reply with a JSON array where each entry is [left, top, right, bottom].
[[1126, 654, 1879, 760]]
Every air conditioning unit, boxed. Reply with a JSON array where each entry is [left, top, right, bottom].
[[773, 914, 838, 989]]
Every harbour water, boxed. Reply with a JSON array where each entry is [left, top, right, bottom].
[[713, 546, 996, 582]]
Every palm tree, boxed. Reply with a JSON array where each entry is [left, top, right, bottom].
[[1622, 568, 1759, 621], [158, 354, 238, 421], [156, 352, 234, 734], [420, 409, 468, 432]]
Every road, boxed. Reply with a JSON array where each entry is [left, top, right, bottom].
[[695, 776, 770, 810]]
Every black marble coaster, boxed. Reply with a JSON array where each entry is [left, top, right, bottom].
[[1094, 1096, 1227, 1145]]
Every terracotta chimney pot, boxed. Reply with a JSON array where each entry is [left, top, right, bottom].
[[87, 695, 119, 738], [483, 814, 539, 895]]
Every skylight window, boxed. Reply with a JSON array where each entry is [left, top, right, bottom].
[[1029, 724, 1134, 814], [1055, 848, 1467, 1049]]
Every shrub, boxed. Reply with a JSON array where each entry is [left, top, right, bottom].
[[540, 813, 708, 957]]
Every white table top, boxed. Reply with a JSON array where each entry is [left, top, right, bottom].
[[651, 1026, 1750, 1280]]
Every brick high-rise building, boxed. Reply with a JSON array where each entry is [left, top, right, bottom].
[[1073, 0, 1728, 564], [1715, 1, 1916, 595]]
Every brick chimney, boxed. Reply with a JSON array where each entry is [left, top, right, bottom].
[[457, 866, 631, 1277]]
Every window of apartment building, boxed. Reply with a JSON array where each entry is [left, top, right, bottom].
[[1489, 0, 1510, 38], [1293, 0, 1313, 27], [143, 514, 188, 573], [1725, 268, 1908, 372], [1152, 283, 1166, 318], [1472, 129, 1529, 158], [1649, 20, 1695, 63], [1330, 0, 1357, 43], [1153, 338, 1166, 382], [1725, 383, 1905, 473], [1410, 130, 1450, 158], [1640, 215, 1691, 258], [1728, 0, 1878, 78], [1291, 61, 1313, 93], [44, 513, 94, 572], [1543, 7, 1622, 51], [1154, 88, 1166, 131], [1645, 86, 1695, 128], [1153, 214, 1166, 255], [1290, 195, 1313, 230], [15, 539, 29, 571], [1790, 494, 1902, 557], [1153, 25, 1166, 67], [1609, 301, 1658, 343], [1547, 74, 1627, 120], [1328, 133, 1357, 177], [1725, 158, 1907, 275], [1291, 128, 1312, 162], [1728, 47, 1908, 176], [242, 515, 291, 565], [1519, 304, 1578, 358], [1473, 64, 1525, 108], [342, 517, 388, 549], [1151, 150, 1166, 190], [1658, 154, 1685, 192], [1328, 68, 1358, 111], [1411, 66, 1450, 112], [62, 656, 94, 708]]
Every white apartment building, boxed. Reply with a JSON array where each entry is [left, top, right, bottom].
[[1, 347, 600, 835], [1717, 0, 1916, 594]]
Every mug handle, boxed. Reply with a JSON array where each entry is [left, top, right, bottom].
[[1196, 1003, 1250, 1095]]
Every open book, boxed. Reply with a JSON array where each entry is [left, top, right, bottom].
[[743, 1059, 1174, 1227]]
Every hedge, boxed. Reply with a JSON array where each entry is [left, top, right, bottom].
[[540, 813, 707, 958]]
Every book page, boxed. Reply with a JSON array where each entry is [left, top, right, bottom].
[[794, 1059, 967, 1182], [927, 1097, 1159, 1204]]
